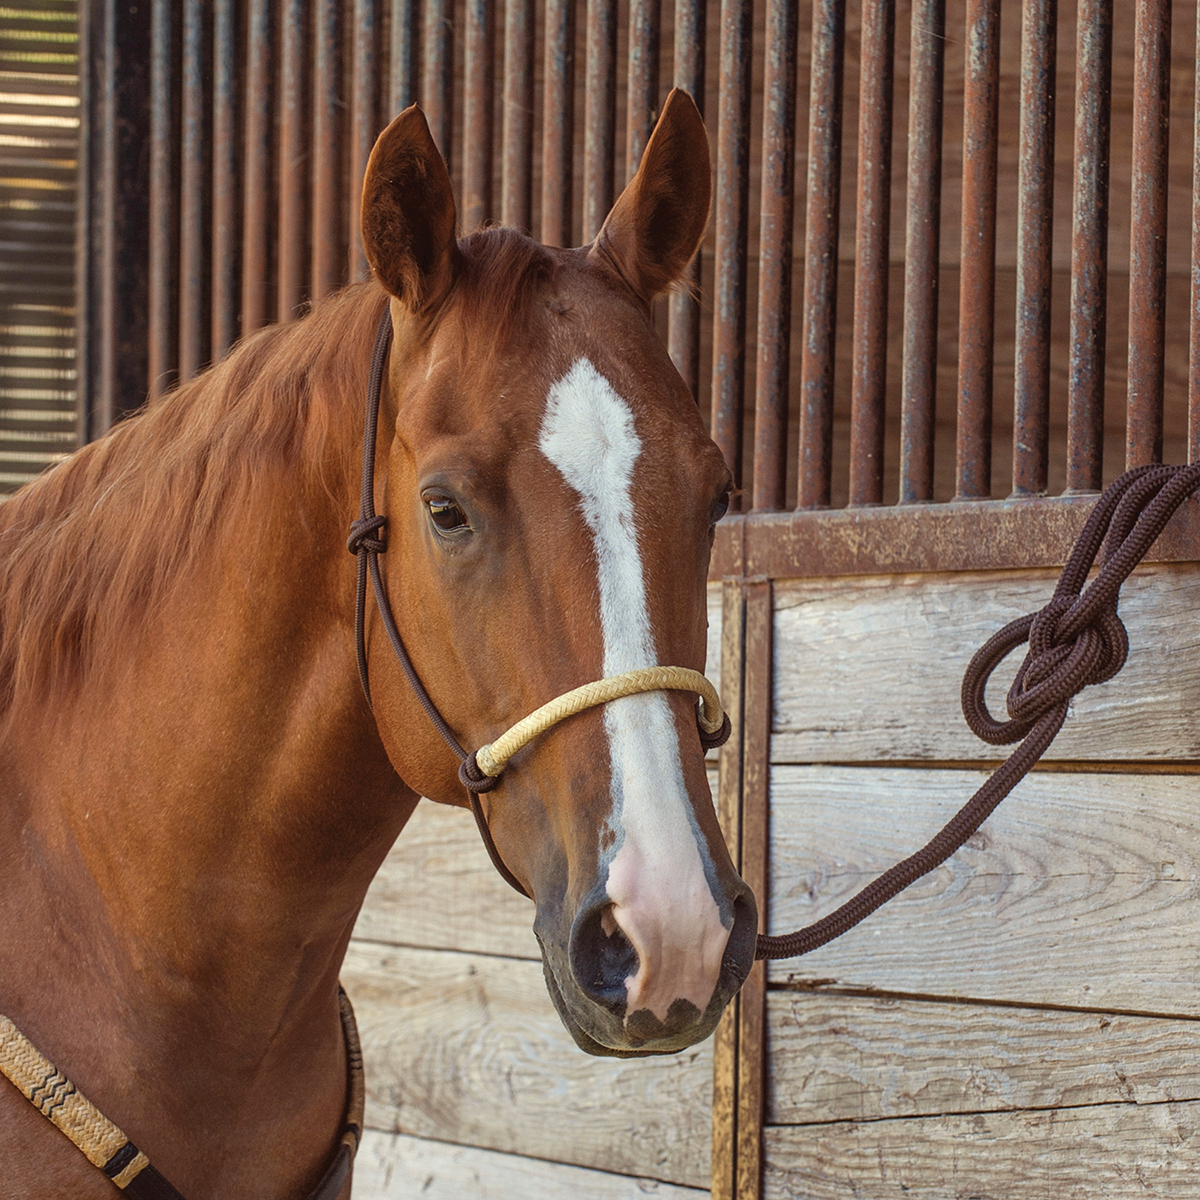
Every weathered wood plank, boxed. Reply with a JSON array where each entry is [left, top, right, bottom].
[[772, 565, 1200, 763], [354, 1131, 709, 1199], [768, 994, 1200, 1125], [342, 942, 713, 1189], [762, 1101, 1200, 1199], [765, 766, 1200, 1015]]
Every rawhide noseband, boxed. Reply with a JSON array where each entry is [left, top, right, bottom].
[[347, 311, 731, 899]]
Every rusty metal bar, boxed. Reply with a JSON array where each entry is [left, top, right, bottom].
[[388, 0, 418, 118], [312, 0, 343, 303], [1066, 0, 1112, 492], [667, 0, 706, 398], [1012, 0, 1057, 496], [848, 0, 895, 508], [626, 0, 661, 183], [149, 0, 177, 400], [423, 0, 453, 168], [1126, 0, 1170, 469], [179, 0, 208, 383], [211, 0, 238, 362], [463, 0, 495, 233], [1192, 0, 1200, 466], [541, 0, 575, 247], [241, 0, 272, 337], [711, 0, 752, 496], [278, 0, 308, 322], [503, 0, 535, 230], [899, 0, 944, 503], [350, 0, 380, 281], [751, 0, 798, 512], [797, 0, 845, 510], [583, 0, 618, 240], [955, 0, 1000, 500]]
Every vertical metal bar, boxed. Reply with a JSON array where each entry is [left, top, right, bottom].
[[752, 0, 798, 512], [1066, 0, 1112, 492], [955, 0, 1000, 500], [899, 0, 944, 503], [541, 0, 576, 246], [463, 0, 495, 232], [350, 0, 380, 282], [848, 0, 895, 508], [1192, 0, 1200, 466], [423, 0, 453, 168], [1012, 0, 1057, 495], [242, 0, 272, 337], [149, 0, 177, 400], [312, 0, 343, 303], [503, 0, 535, 230], [388, 0, 418, 119], [797, 0, 845, 510], [626, 0, 661, 183], [211, 0, 239, 362], [584, 0, 618, 240], [278, 0, 307, 321], [667, 0, 706, 398], [179, 0, 208, 383], [1126, 0, 1170, 469]]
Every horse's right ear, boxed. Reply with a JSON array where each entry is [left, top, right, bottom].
[[361, 105, 461, 312]]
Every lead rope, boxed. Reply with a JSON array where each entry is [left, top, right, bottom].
[[756, 461, 1200, 961]]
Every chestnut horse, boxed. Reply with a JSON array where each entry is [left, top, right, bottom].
[[0, 91, 755, 1198]]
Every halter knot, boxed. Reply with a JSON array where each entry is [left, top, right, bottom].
[[347, 515, 387, 555], [458, 752, 500, 793], [698, 709, 732, 751]]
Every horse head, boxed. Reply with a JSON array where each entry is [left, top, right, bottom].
[[357, 90, 757, 1057]]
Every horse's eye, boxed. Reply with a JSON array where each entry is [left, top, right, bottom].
[[428, 498, 469, 532], [711, 490, 731, 526]]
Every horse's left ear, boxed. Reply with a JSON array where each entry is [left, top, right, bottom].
[[589, 88, 711, 302]]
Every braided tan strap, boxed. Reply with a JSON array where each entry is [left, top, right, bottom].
[[475, 666, 724, 778]]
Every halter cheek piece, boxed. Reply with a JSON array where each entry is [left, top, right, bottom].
[[348, 311, 732, 898]]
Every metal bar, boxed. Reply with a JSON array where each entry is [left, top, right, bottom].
[[541, 0, 576, 247], [583, 0, 618, 240], [797, 0, 845, 510], [848, 0, 895, 508], [388, 0, 418, 119], [955, 0, 1000, 500], [350, 0, 380, 281], [179, 0, 208, 382], [211, 0, 239, 362], [667, 0, 706, 398], [626, 0, 661, 183], [312, 0, 343, 303], [1192, 0, 1200, 466], [503, 0, 535, 230], [242, 0, 272, 337], [422, 0, 453, 168], [751, 0, 798, 512], [1012, 0, 1057, 496], [899, 0, 944, 503], [149, 0, 177, 400], [278, 0, 308, 322], [1126, 0, 1170, 469], [463, 0, 495, 232], [1066, 0, 1112, 492]]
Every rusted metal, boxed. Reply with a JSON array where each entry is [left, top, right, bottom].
[[955, 0, 1000, 500], [311, 0, 343, 303], [350, 0, 380, 282], [626, 0, 661, 183], [1192, 0, 1200, 467], [583, 0, 617, 240], [241, 0, 272, 337], [797, 0, 845, 510], [711, 0, 752, 498], [179, 0, 208, 383], [503, 0, 535, 231], [149, 0, 177, 400], [1012, 0, 1057, 496], [1126, 0, 1170, 470], [388, 0, 419, 118], [667, 0, 706, 399], [463, 0, 495, 233], [1066, 0, 1112, 493], [899, 0, 944, 503], [541, 0, 575, 248], [848, 0, 895, 508], [422, 0, 453, 167], [751, 0, 798, 512], [278, 0, 308, 322], [211, 0, 238, 362]]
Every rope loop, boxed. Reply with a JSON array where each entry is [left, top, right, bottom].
[[347, 515, 387, 556], [699, 709, 732, 751], [458, 752, 500, 793]]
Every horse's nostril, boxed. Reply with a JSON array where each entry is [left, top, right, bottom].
[[571, 901, 638, 1013]]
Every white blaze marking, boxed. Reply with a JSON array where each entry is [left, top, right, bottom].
[[539, 358, 729, 1023]]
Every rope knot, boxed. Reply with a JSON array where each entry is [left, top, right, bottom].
[[347, 515, 387, 555], [458, 752, 500, 793]]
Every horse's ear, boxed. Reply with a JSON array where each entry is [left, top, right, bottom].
[[589, 88, 711, 302], [361, 105, 461, 312]]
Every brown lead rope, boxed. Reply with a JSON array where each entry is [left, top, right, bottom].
[[756, 462, 1200, 961]]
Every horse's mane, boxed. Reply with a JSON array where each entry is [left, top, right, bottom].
[[0, 228, 558, 721]]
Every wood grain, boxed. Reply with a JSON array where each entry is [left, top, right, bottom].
[[354, 1130, 709, 1199], [764, 766, 1200, 1014], [772, 565, 1200, 764], [762, 1101, 1200, 1199], [342, 942, 714, 1189]]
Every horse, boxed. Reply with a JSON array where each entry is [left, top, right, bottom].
[[0, 89, 756, 1198]]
